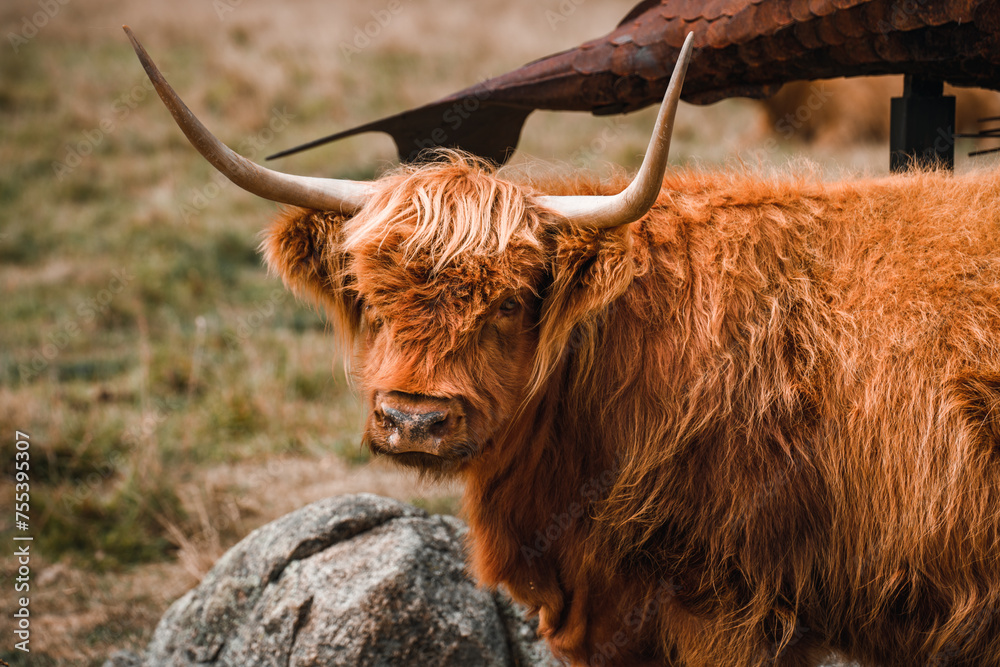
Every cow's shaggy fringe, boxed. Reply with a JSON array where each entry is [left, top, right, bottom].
[[263, 153, 1000, 666], [345, 152, 546, 273]]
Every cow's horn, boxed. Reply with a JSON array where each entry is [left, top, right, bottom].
[[124, 26, 373, 215], [535, 32, 694, 228]]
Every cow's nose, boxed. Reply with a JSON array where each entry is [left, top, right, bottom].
[[380, 404, 449, 435], [371, 391, 465, 455]]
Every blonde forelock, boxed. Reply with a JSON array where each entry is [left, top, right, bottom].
[[343, 150, 545, 272]]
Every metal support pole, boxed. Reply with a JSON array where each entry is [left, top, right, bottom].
[[889, 75, 956, 172]]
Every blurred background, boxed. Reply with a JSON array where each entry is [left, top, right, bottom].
[[1, 0, 998, 664]]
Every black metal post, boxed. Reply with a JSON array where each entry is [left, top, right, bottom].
[[889, 75, 956, 172]]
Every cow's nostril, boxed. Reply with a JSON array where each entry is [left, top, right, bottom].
[[426, 412, 449, 438], [421, 411, 447, 427], [380, 405, 407, 430]]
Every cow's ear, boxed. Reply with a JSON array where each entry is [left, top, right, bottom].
[[531, 225, 648, 390], [260, 208, 354, 318]]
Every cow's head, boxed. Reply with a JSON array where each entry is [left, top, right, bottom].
[[125, 26, 692, 474]]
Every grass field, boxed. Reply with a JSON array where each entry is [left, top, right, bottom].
[[1, 0, 997, 664]]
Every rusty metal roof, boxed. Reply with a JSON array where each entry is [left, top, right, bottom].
[[269, 0, 1000, 164]]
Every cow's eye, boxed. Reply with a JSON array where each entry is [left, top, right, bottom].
[[363, 302, 383, 327], [499, 297, 519, 315]]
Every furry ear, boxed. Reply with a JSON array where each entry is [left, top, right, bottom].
[[260, 207, 361, 336], [529, 225, 649, 395]]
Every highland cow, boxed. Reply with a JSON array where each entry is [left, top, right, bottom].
[[127, 27, 1000, 667]]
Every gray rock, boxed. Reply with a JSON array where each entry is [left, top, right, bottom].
[[102, 649, 143, 667], [137, 493, 559, 667]]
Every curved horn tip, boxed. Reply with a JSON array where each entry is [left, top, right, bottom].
[[122, 26, 374, 214], [122, 25, 140, 49], [536, 31, 696, 229]]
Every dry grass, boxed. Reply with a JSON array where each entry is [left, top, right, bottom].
[[2, 0, 995, 664]]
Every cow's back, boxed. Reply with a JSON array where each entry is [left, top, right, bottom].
[[560, 166, 1000, 664]]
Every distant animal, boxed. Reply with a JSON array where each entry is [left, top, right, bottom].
[[268, 0, 1000, 164], [759, 76, 1000, 146], [127, 26, 1000, 667]]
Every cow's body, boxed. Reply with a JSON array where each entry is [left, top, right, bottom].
[[126, 28, 1000, 665], [266, 163, 1000, 666]]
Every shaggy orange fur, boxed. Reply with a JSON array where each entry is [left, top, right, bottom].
[[262, 153, 1000, 666]]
